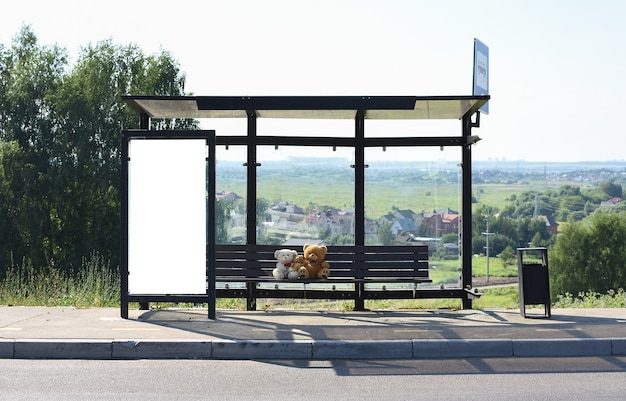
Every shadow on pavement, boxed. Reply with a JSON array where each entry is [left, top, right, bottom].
[[133, 308, 626, 342]]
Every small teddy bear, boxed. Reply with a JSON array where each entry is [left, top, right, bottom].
[[290, 254, 308, 279], [272, 249, 298, 280]]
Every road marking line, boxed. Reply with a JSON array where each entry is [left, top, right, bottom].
[[0, 327, 22, 331]]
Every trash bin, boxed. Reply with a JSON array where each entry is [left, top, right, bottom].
[[517, 247, 551, 318]]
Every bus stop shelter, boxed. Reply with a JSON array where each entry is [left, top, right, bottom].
[[121, 95, 489, 318]]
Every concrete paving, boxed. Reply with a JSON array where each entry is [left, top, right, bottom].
[[0, 306, 625, 359]]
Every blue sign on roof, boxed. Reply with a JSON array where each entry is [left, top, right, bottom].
[[473, 39, 489, 114]]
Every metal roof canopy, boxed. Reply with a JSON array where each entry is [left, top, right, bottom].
[[122, 95, 489, 121]]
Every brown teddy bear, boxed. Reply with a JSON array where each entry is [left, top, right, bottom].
[[298, 244, 330, 279]]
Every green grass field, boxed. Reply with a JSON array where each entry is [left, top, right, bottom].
[[220, 166, 586, 221], [474, 180, 581, 209]]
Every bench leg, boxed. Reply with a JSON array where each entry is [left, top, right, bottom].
[[462, 297, 472, 309], [247, 298, 257, 311], [354, 283, 365, 311], [246, 282, 257, 311]]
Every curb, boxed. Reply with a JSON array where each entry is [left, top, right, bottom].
[[2, 338, 626, 360]]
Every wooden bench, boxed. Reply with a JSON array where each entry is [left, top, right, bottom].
[[215, 244, 434, 311]]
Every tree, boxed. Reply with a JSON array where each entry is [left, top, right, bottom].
[[318, 227, 331, 241], [528, 218, 555, 247], [377, 220, 395, 246], [599, 180, 622, 198], [215, 199, 232, 244], [498, 245, 516, 269], [256, 198, 271, 224], [0, 26, 193, 273], [325, 234, 354, 246], [0, 26, 68, 270], [491, 233, 516, 255], [440, 233, 458, 245], [0, 141, 23, 269], [54, 39, 192, 269], [550, 212, 626, 298]]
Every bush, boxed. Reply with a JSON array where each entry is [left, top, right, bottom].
[[550, 212, 626, 299], [553, 288, 626, 308]]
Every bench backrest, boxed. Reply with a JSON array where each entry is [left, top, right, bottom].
[[214, 244, 429, 280]]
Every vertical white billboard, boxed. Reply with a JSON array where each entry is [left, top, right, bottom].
[[128, 139, 207, 294]]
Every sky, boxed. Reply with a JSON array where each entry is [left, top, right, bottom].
[[1, 0, 625, 162]]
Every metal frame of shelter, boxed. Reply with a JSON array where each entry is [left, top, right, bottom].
[[121, 95, 489, 319]]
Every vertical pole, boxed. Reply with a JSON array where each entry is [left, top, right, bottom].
[[246, 110, 257, 311], [206, 131, 217, 319], [482, 210, 493, 283], [461, 114, 474, 309], [485, 217, 490, 283], [543, 248, 551, 318], [354, 110, 366, 311], [139, 112, 150, 130], [246, 110, 257, 246], [120, 131, 129, 319], [354, 110, 365, 246], [137, 112, 150, 311]]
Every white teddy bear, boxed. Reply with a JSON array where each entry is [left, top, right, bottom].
[[273, 249, 298, 280]]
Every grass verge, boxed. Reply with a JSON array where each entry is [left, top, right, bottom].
[[0, 253, 119, 307], [1, 254, 623, 310]]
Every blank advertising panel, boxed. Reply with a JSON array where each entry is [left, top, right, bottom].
[[128, 139, 207, 294]]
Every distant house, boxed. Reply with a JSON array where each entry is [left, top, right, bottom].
[[600, 197, 622, 207], [422, 211, 459, 237], [216, 190, 241, 203], [390, 218, 419, 235], [378, 210, 421, 235], [268, 201, 305, 223], [305, 210, 322, 225], [329, 212, 354, 235], [306, 207, 357, 236], [442, 242, 460, 255], [377, 214, 395, 227], [440, 213, 460, 235], [392, 209, 418, 221], [364, 218, 378, 242], [401, 235, 438, 255], [534, 215, 558, 235]]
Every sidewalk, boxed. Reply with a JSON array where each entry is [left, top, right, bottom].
[[1, 306, 625, 359]]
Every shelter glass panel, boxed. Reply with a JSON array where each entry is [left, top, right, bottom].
[[256, 145, 355, 246], [257, 118, 355, 138], [364, 146, 462, 254], [365, 119, 460, 138], [216, 145, 247, 244]]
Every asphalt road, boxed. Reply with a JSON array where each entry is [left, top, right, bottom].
[[2, 357, 626, 400]]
